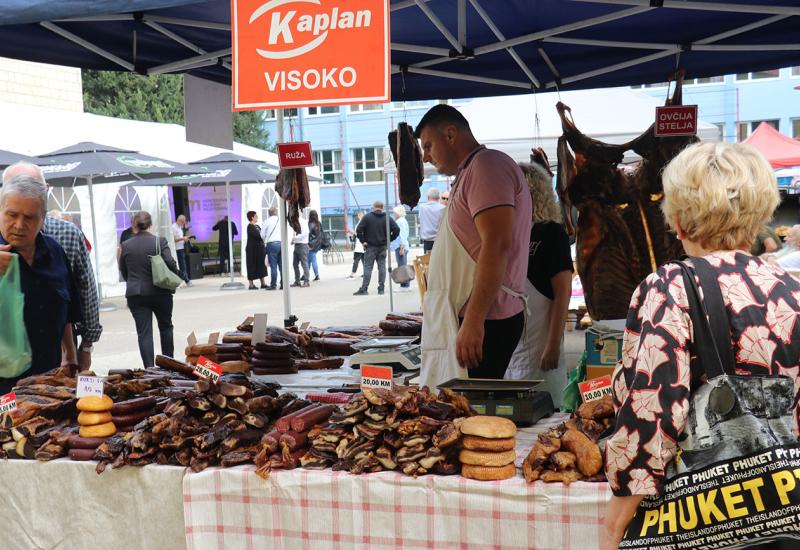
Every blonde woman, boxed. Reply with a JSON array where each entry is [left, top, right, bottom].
[[603, 143, 800, 550], [390, 205, 411, 290], [505, 162, 573, 407]]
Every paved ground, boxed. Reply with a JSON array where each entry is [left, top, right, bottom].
[[91, 248, 586, 376]]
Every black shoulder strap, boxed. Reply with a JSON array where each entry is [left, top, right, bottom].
[[676, 258, 733, 379]]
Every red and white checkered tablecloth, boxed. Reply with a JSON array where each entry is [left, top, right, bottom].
[[183, 413, 611, 550]]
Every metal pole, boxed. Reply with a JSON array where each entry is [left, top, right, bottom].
[[87, 176, 115, 311], [221, 180, 244, 290], [385, 173, 394, 312], [277, 109, 295, 326]]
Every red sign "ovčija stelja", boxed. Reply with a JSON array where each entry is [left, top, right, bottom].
[[655, 105, 698, 137]]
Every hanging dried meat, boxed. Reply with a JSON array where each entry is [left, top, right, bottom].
[[388, 122, 424, 208], [275, 168, 310, 233], [557, 72, 696, 321]]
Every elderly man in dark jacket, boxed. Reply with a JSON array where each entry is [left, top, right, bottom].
[[354, 200, 400, 296]]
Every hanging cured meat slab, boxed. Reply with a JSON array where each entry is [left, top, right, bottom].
[[556, 72, 696, 321]]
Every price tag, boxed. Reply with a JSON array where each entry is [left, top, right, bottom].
[[252, 313, 268, 346], [300, 322, 310, 331], [208, 332, 220, 345], [76, 376, 104, 398], [0, 392, 17, 414], [195, 356, 222, 383], [187, 331, 198, 346], [578, 375, 613, 403], [360, 364, 393, 391]]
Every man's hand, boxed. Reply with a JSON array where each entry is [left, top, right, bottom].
[[539, 342, 560, 371], [78, 349, 92, 370], [0, 244, 12, 276], [456, 318, 484, 369]]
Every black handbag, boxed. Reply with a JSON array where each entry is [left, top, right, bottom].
[[620, 257, 800, 549]]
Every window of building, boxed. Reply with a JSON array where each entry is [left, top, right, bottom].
[[47, 187, 82, 228], [693, 76, 724, 85], [349, 103, 384, 113], [793, 118, 800, 140], [114, 185, 142, 241], [793, 66, 800, 77], [713, 122, 725, 139], [313, 149, 343, 184], [737, 119, 779, 141], [264, 108, 299, 119], [391, 100, 433, 110], [736, 69, 780, 81], [261, 188, 279, 225], [352, 147, 384, 182], [307, 106, 340, 116]]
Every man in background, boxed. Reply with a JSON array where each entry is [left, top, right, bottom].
[[171, 214, 191, 286], [290, 212, 310, 288], [2, 162, 101, 370], [212, 215, 238, 274], [418, 188, 446, 253], [354, 200, 399, 296], [260, 206, 282, 290]]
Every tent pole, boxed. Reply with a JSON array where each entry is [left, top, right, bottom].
[[221, 180, 244, 290], [87, 176, 115, 312], [277, 109, 295, 326], [385, 173, 394, 313]]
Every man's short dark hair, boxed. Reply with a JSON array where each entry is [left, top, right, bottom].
[[413, 104, 470, 138]]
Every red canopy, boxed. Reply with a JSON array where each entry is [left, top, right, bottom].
[[743, 122, 800, 169]]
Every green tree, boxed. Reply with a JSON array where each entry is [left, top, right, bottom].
[[82, 70, 271, 150]]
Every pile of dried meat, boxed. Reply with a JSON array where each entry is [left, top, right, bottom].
[[388, 122, 424, 209], [521, 395, 614, 485], [300, 386, 473, 476]]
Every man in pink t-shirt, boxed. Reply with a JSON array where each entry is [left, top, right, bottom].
[[415, 104, 531, 379]]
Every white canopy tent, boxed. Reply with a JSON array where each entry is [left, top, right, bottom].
[[0, 100, 320, 297]]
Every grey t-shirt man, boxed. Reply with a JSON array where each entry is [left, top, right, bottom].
[[418, 189, 446, 251]]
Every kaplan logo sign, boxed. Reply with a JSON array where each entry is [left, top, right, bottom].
[[251, 0, 373, 59], [233, 0, 390, 110], [41, 161, 82, 174], [116, 155, 175, 170]]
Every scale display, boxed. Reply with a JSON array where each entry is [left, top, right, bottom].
[[349, 344, 421, 373]]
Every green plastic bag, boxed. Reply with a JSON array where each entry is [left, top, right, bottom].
[[562, 350, 587, 413], [0, 254, 32, 379], [151, 236, 182, 291]]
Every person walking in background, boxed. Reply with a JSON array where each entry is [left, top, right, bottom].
[[261, 206, 282, 290], [505, 162, 573, 408], [212, 215, 238, 274], [347, 210, 366, 279], [119, 211, 180, 369], [307, 209, 322, 281], [391, 205, 411, 291], [171, 214, 191, 287], [354, 201, 399, 296], [245, 210, 268, 290], [418, 188, 445, 253], [291, 212, 310, 288], [440, 191, 450, 205]]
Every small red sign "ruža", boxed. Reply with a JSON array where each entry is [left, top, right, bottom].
[[655, 105, 698, 137], [277, 142, 314, 169]]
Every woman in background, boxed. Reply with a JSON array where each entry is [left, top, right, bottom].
[[505, 162, 573, 409], [347, 210, 366, 279], [245, 210, 267, 289], [391, 205, 411, 290], [307, 209, 322, 282]]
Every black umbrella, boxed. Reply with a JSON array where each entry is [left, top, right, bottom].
[[37, 142, 196, 307], [0, 148, 36, 169], [141, 152, 279, 290]]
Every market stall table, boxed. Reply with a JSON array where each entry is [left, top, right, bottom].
[[1, 459, 186, 550], [183, 414, 611, 550]]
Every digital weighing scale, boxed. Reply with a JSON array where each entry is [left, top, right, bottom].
[[437, 378, 555, 427], [349, 336, 421, 373]]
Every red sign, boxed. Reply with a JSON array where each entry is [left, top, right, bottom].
[[195, 356, 223, 383], [277, 141, 314, 168], [578, 375, 612, 403], [231, 0, 391, 110], [360, 364, 393, 390], [655, 105, 698, 137], [0, 392, 16, 414]]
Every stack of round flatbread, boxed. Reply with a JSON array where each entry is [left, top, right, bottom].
[[251, 341, 297, 375], [458, 416, 517, 481]]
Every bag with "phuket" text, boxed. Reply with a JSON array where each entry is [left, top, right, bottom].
[[620, 258, 800, 550]]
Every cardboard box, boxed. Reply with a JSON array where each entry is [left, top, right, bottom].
[[585, 331, 623, 381]]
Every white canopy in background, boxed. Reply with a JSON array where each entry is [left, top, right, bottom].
[[457, 88, 721, 165], [0, 100, 320, 297]]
